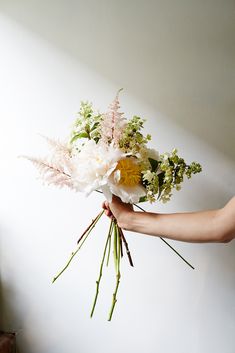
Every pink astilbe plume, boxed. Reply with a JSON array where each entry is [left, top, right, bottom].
[[20, 135, 77, 189], [40, 135, 71, 159], [40, 135, 76, 175], [22, 156, 76, 190], [100, 89, 127, 146]]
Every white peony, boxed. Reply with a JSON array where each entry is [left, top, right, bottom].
[[70, 140, 124, 195], [70, 140, 146, 204], [102, 182, 146, 204], [102, 158, 146, 203]]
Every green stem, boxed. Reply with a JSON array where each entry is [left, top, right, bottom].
[[90, 224, 112, 318], [52, 210, 105, 283], [108, 226, 121, 321], [113, 221, 118, 272], [134, 203, 195, 270], [106, 220, 114, 267]]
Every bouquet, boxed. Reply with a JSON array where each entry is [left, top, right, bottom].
[[25, 89, 202, 320]]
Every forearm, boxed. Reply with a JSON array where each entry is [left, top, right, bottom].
[[105, 196, 235, 243], [120, 208, 228, 243]]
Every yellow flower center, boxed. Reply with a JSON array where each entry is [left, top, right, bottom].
[[115, 159, 141, 186]]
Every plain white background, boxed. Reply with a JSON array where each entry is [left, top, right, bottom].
[[0, 1, 235, 352]]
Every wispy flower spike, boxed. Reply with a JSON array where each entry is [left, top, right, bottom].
[[21, 156, 75, 190], [39, 134, 71, 158], [100, 89, 127, 146]]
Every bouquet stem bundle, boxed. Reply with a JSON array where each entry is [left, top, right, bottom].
[[52, 203, 194, 321], [52, 210, 134, 321]]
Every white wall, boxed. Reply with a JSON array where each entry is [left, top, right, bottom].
[[0, 2, 235, 353]]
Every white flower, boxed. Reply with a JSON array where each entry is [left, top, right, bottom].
[[70, 140, 124, 195], [147, 148, 159, 161], [142, 170, 154, 182], [102, 157, 146, 203], [102, 182, 146, 204], [70, 140, 146, 204]]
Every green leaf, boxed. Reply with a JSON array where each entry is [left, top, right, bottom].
[[70, 132, 89, 144], [139, 196, 147, 203], [157, 172, 165, 187], [148, 158, 158, 172], [90, 121, 100, 131]]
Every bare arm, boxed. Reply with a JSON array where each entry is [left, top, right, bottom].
[[102, 196, 235, 243]]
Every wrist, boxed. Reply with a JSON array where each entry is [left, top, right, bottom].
[[117, 210, 135, 230]]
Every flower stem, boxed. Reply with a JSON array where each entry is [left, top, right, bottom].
[[118, 226, 134, 267], [52, 210, 105, 283], [77, 211, 104, 244], [113, 221, 118, 272], [108, 224, 121, 321], [90, 221, 113, 318], [134, 203, 195, 270], [119, 231, 123, 258], [106, 220, 113, 267]]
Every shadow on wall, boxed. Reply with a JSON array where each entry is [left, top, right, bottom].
[[0, 0, 234, 159], [0, 225, 22, 352], [0, 280, 22, 352]]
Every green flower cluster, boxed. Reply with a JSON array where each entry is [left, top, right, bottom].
[[142, 167, 159, 203], [141, 149, 202, 203], [70, 101, 102, 144], [118, 116, 151, 154]]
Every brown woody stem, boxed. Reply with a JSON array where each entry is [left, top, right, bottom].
[[118, 226, 134, 267], [77, 211, 104, 244], [52, 210, 104, 283]]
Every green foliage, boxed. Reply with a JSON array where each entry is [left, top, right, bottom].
[[119, 116, 151, 154], [141, 148, 202, 203], [148, 158, 158, 172], [70, 101, 102, 144]]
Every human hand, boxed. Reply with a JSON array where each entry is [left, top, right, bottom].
[[102, 195, 134, 228]]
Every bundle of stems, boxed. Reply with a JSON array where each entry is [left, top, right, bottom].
[[52, 210, 134, 321], [52, 204, 194, 321]]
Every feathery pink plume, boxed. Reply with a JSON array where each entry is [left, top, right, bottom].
[[22, 156, 76, 190], [39, 135, 71, 158], [100, 89, 126, 146]]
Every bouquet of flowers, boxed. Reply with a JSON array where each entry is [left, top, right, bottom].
[[25, 89, 201, 320]]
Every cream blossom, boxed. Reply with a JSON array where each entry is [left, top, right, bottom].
[[102, 182, 146, 203], [102, 157, 146, 203], [70, 139, 146, 203], [70, 140, 124, 195]]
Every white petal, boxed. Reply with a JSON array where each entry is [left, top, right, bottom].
[[113, 169, 121, 183], [110, 184, 146, 204], [101, 185, 113, 202]]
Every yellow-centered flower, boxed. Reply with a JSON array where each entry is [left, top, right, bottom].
[[115, 159, 141, 187]]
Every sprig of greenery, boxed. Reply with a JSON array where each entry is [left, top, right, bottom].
[[141, 149, 202, 203], [119, 116, 151, 154], [70, 101, 102, 144]]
